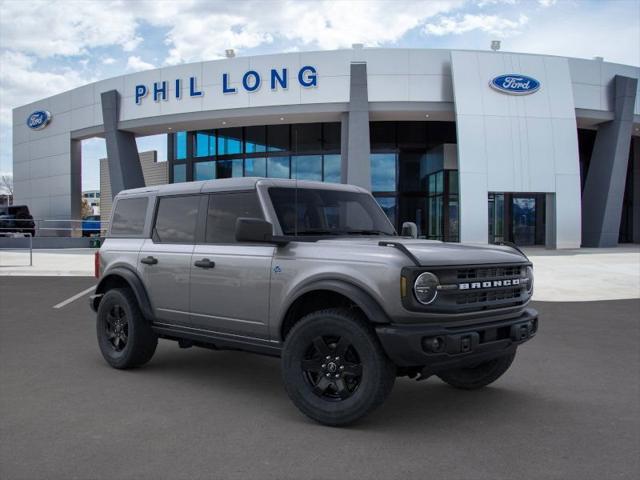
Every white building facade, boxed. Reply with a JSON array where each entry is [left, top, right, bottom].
[[11, 48, 640, 247]]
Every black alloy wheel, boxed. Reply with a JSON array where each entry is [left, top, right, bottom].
[[104, 304, 129, 352], [301, 335, 363, 401], [282, 308, 396, 426], [96, 288, 158, 369]]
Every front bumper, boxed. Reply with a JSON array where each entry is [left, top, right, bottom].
[[376, 308, 538, 370]]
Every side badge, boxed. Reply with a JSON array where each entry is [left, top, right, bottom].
[[273, 266, 282, 273]]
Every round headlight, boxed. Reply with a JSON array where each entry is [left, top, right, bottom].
[[414, 272, 439, 305], [526, 266, 534, 295]]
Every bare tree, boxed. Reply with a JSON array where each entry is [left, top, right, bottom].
[[81, 198, 93, 218], [1, 174, 13, 197]]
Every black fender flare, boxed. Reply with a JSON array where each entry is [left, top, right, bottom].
[[93, 266, 155, 322], [282, 279, 392, 327]]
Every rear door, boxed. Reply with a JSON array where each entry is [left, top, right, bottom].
[[140, 194, 203, 326], [189, 191, 274, 339]]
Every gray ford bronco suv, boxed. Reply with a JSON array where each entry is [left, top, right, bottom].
[[91, 177, 537, 426]]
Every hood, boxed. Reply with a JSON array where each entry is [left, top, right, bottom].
[[314, 237, 528, 266]]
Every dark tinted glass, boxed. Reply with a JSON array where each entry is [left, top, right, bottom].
[[371, 153, 396, 192], [195, 131, 215, 157], [110, 197, 148, 236], [398, 152, 428, 191], [397, 121, 426, 149], [175, 131, 187, 160], [245, 126, 267, 153], [323, 123, 341, 151], [245, 157, 266, 177], [154, 195, 200, 243], [206, 192, 264, 243], [291, 123, 322, 152], [267, 156, 290, 178], [217, 159, 243, 178], [267, 124, 289, 152], [173, 164, 186, 183], [370, 122, 396, 150], [291, 155, 322, 181], [323, 154, 341, 183], [269, 187, 395, 236], [217, 127, 242, 155], [194, 161, 215, 180]]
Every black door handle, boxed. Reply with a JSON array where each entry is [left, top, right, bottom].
[[194, 258, 215, 269], [141, 256, 158, 265]]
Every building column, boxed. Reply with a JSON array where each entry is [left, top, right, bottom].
[[341, 62, 371, 190], [581, 75, 638, 247], [632, 136, 640, 243], [101, 90, 145, 198]]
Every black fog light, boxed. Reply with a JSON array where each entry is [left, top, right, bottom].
[[422, 336, 445, 353]]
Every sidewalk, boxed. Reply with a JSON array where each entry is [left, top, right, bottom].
[[1, 245, 638, 302]]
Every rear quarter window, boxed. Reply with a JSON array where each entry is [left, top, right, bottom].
[[110, 197, 148, 236]]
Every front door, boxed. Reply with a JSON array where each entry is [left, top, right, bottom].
[[189, 191, 273, 339], [511, 196, 536, 246]]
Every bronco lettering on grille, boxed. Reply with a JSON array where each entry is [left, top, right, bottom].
[[459, 279, 520, 290]]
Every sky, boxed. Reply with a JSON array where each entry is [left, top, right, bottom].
[[0, 0, 639, 192]]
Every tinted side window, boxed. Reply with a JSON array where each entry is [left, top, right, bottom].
[[110, 197, 148, 236], [205, 192, 264, 243], [154, 195, 200, 243]]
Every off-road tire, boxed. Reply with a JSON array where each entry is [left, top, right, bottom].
[[281, 308, 396, 426], [96, 288, 158, 369]]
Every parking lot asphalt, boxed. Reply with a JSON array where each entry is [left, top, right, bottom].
[[1, 277, 638, 480]]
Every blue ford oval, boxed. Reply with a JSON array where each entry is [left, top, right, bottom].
[[26, 110, 52, 130], [490, 74, 541, 95]]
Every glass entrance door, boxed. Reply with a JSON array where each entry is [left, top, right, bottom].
[[511, 196, 536, 246]]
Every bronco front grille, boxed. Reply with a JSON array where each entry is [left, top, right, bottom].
[[455, 287, 522, 305], [402, 262, 531, 314], [457, 266, 523, 280]]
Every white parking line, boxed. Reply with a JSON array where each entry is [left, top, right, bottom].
[[53, 285, 96, 309]]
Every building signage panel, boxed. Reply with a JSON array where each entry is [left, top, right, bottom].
[[26, 110, 52, 130], [489, 74, 540, 95], [135, 65, 318, 105]]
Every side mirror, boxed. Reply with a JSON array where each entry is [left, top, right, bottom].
[[401, 222, 418, 238], [235, 217, 289, 245]]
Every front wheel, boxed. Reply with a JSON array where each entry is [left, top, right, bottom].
[[437, 351, 516, 390], [281, 308, 396, 426]]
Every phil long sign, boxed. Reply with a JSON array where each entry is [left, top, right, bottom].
[[490, 74, 541, 95], [135, 65, 318, 105]]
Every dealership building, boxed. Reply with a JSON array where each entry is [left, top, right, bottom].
[[11, 47, 640, 248]]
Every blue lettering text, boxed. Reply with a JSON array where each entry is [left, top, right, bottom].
[[189, 77, 203, 97], [222, 73, 237, 94], [135, 85, 148, 104], [270, 68, 288, 90]]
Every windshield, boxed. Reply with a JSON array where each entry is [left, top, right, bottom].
[[268, 187, 396, 236]]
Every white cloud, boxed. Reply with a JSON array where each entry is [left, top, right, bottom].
[[0, 50, 93, 172], [507, 4, 640, 66], [0, 0, 142, 58], [424, 13, 529, 37], [126, 55, 155, 72], [538, 0, 557, 7], [102, 57, 116, 65], [127, 0, 464, 65]]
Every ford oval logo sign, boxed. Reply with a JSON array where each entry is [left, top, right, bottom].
[[490, 74, 540, 95], [26, 110, 52, 130]]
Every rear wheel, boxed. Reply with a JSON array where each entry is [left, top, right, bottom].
[[96, 288, 158, 369], [281, 308, 396, 426], [437, 351, 516, 390]]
